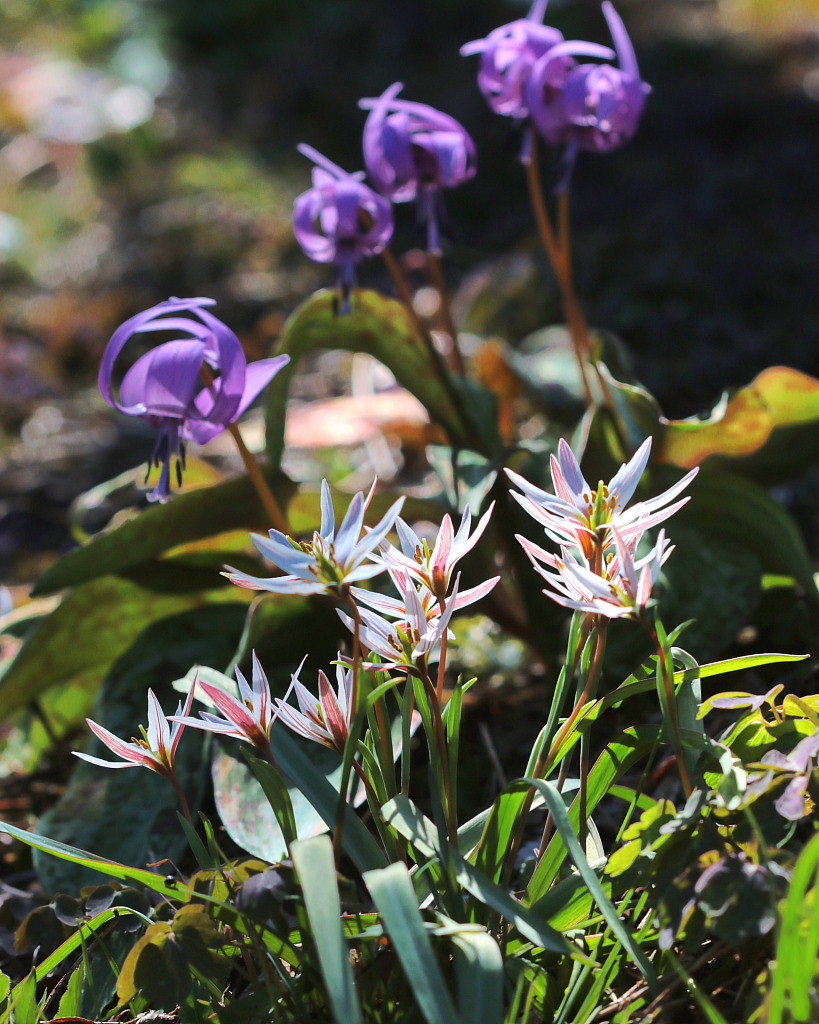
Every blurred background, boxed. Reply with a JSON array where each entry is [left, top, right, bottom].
[[2, 0, 819, 588]]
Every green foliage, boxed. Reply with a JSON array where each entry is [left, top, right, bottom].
[[264, 288, 502, 469]]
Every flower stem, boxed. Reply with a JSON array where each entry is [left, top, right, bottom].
[[168, 772, 192, 823], [225, 421, 291, 535], [537, 622, 607, 858], [199, 363, 290, 534], [380, 247, 475, 444], [525, 129, 595, 408], [426, 251, 466, 376]]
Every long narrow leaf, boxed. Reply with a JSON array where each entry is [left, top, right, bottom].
[[522, 779, 657, 987], [382, 796, 570, 954], [0, 820, 186, 898], [292, 836, 363, 1024], [364, 862, 460, 1024], [268, 722, 387, 873], [450, 926, 503, 1024]]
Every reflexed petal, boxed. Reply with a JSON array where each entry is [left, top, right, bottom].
[[85, 719, 150, 765], [603, 0, 640, 79], [224, 568, 325, 596], [73, 752, 141, 769]]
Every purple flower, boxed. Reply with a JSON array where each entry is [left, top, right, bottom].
[[460, 0, 564, 120], [527, 2, 649, 154], [293, 145, 394, 310], [99, 297, 289, 502], [359, 83, 477, 252]]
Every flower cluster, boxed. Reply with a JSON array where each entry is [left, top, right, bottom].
[[293, 83, 475, 290], [463, 1, 650, 158], [508, 438, 696, 619]]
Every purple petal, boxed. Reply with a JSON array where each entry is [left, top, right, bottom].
[[98, 299, 214, 415], [602, 1, 640, 79], [775, 775, 810, 821], [118, 339, 206, 419], [188, 355, 289, 443]]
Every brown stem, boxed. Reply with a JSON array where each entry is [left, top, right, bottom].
[[526, 130, 595, 407], [199, 363, 290, 533], [427, 251, 465, 376], [226, 422, 291, 534], [381, 247, 476, 448]]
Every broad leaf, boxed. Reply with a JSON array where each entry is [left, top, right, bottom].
[[33, 469, 295, 595], [0, 577, 239, 720], [34, 604, 247, 894], [659, 366, 819, 481], [264, 288, 500, 469]]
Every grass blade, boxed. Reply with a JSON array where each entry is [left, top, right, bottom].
[[292, 836, 363, 1024], [364, 862, 460, 1024], [522, 779, 657, 988]]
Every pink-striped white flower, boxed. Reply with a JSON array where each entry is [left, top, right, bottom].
[[273, 662, 354, 752], [74, 686, 195, 778], [375, 503, 495, 600], [225, 479, 404, 597], [171, 652, 288, 753], [520, 528, 672, 619], [340, 576, 463, 672], [507, 437, 696, 559], [350, 559, 499, 622]]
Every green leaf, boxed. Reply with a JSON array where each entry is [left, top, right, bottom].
[[264, 289, 499, 469], [0, 819, 186, 898], [527, 726, 661, 903], [0, 576, 239, 721], [32, 469, 296, 595], [521, 779, 657, 987], [34, 604, 245, 894], [450, 926, 504, 1024], [659, 365, 819, 485], [212, 743, 364, 864], [364, 862, 461, 1024], [767, 831, 819, 1024], [30, 907, 142, 984], [268, 721, 387, 874], [292, 836, 363, 1024], [659, 526, 762, 661], [382, 796, 570, 954], [116, 904, 228, 1008], [672, 469, 819, 603]]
